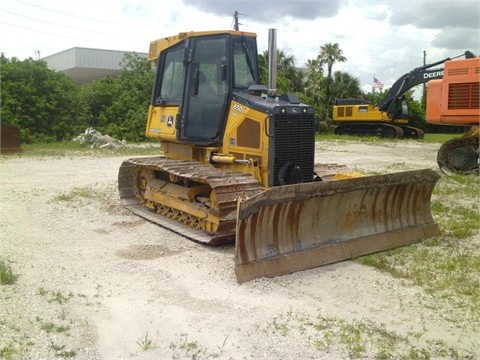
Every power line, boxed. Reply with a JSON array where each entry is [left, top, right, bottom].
[[0, 9, 145, 37], [0, 21, 107, 43], [19, 1, 164, 27]]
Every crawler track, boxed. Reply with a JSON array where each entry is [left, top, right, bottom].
[[334, 123, 425, 139], [334, 123, 405, 138], [399, 125, 425, 139], [118, 157, 263, 245]]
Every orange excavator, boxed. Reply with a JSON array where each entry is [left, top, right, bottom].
[[426, 54, 479, 174]]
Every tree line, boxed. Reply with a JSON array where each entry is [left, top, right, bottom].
[[0, 45, 428, 144], [1, 52, 152, 143]]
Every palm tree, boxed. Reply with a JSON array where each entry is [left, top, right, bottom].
[[258, 49, 302, 94], [303, 58, 325, 131], [318, 43, 347, 111], [330, 71, 362, 100], [304, 58, 324, 101]]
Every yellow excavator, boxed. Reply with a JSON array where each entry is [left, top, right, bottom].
[[118, 29, 440, 283], [332, 51, 476, 139]]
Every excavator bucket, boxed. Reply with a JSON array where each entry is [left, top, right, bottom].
[[234, 169, 440, 283]]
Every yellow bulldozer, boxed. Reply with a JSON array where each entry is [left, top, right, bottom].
[[118, 29, 440, 283]]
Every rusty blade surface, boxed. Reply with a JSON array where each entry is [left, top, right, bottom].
[[234, 169, 441, 283]]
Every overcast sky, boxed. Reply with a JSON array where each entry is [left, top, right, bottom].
[[1, 0, 479, 94]]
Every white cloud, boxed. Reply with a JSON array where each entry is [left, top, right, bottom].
[[0, 0, 477, 95], [182, 0, 343, 21]]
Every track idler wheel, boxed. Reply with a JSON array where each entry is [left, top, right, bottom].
[[135, 167, 155, 203], [437, 137, 479, 175]]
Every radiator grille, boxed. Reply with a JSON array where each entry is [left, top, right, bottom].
[[447, 67, 469, 76], [448, 82, 480, 110], [268, 109, 315, 187]]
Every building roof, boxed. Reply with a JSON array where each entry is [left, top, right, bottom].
[[42, 47, 147, 85]]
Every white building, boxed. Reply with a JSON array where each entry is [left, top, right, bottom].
[[42, 47, 147, 85]]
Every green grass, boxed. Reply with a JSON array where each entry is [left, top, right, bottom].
[[0, 341, 22, 359], [0, 260, 18, 285], [5, 140, 160, 157], [260, 309, 472, 359], [422, 133, 463, 143], [168, 333, 229, 359], [315, 132, 461, 144], [136, 331, 155, 351], [49, 342, 76, 358], [2, 133, 462, 158], [315, 133, 389, 143], [359, 174, 480, 322], [36, 317, 71, 334], [38, 288, 74, 304], [51, 186, 98, 203]]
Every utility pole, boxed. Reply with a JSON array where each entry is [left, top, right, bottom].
[[423, 50, 427, 100], [233, 11, 243, 30]]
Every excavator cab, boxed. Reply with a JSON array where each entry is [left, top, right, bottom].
[[395, 97, 409, 119]]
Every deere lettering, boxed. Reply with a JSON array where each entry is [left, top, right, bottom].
[[424, 71, 443, 79]]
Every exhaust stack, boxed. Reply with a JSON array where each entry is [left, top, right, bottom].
[[267, 28, 277, 97]]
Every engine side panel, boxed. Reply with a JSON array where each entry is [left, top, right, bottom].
[[426, 57, 480, 126]]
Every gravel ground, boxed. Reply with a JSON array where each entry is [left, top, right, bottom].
[[0, 140, 478, 359]]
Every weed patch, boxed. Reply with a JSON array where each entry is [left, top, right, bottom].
[[261, 309, 475, 359], [36, 317, 71, 334], [0, 260, 18, 285], [50, 186, 98, 203], [49, 184, 123, 216], [38, 288, 74, 304], [169, 333, 227, 359], [136, 331, 155, 351], [49, 342, 76, 358], [359, 174, 480, 325]]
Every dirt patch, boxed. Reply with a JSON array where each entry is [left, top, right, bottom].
[[0, 141, 478, 359], [115, 245, 181, 260]]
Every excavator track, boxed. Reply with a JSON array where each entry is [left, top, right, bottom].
[[399, 126, 425, 139], [437, 135, 479, 175], [118, 157, 263, 244], [334, 123, 404, 138]]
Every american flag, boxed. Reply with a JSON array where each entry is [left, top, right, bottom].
[[373, 77, 384, 90]]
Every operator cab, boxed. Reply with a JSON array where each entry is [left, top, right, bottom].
[[391, 97, 410, 121], [151, 33, 259, 146]]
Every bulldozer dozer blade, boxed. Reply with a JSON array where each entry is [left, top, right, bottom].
[[234, 169, 440, 283]]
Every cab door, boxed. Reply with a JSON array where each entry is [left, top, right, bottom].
[[178, 35, 229, 145]]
